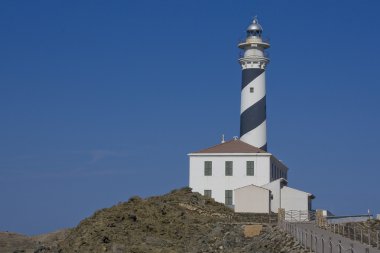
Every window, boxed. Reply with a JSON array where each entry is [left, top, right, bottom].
[[246, 161, 254, 176], [225, 161, 233, 176], [225, 190, 233, 205], [204, 161, 212, 176], [271, 164, 274, 179], [204, 190, 212, 198], [250, 87, 254, 93]]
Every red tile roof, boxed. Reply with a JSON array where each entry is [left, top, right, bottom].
[[191, 139, 267, 154]]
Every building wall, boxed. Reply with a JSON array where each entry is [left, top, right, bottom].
[[269, 156, 288, 181], [262, 179, 281, 213], [281, 186, 310, 212], [189, 154, 271, 205], [234, 185, 270, 213]]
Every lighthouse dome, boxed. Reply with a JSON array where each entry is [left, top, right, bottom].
[[246, 18, 263, 36]]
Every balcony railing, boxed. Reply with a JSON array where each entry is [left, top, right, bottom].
[[238, 51, 270, 59]]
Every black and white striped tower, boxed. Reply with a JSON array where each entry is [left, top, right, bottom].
[[238, 17, 270, 151]]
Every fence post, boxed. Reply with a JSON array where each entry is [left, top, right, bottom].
[[297, 227, 299, 241], [310, 231, 313, 252], [329, 237, 332, 253], [304, 230, 307, 249], [338, 240, 342, 253], [361, 230, 363, 244], [315, 235, 318, 253], [305, 230, 308, 249], [297, 228, 299, 242], [322, 236, 325, 253], [354, 227, 356, 241], [368, 230, 371, 246], [334, 224, 336, 234]]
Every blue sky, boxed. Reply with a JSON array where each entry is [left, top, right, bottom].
[[1, 0, 379, 235]]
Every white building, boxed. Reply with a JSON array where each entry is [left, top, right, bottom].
[[188, 139, 314, 213], [188, 18, 315, 214], [189, 139, 288, 207]]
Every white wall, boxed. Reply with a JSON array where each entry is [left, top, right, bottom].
[[281, 186, 310, 212], [235, 185, 270, 213], [262, 179, 281, 213], [189, 154, 271, 205], [263, 180, 312, 214]]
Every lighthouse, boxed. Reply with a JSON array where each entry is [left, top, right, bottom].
[[238, 17, 270, 151], [188, 17, 314, 214]]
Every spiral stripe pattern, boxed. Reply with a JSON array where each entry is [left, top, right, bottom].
[[240, 68, 267, 151]]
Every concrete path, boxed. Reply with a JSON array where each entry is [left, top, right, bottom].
[[290, 223, 380, 253]]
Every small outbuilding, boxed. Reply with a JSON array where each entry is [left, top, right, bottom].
[[263, 178, 314, 213], [234, 184, 271, 213]]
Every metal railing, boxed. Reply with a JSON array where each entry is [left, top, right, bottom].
[[280, 222, 378, 253], [285, 210, 316, 223], [322, 223, 380, 249], [238, 51, 270, 59], [237, 36, 271, 45]]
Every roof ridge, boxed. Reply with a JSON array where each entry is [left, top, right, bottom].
[[191, 139, 267, 154], [192, 139, 235, 153]]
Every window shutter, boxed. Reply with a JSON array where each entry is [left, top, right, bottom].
[[225, 161, 233, 176], [225, 190, 233, 205], [204, 190, 212, 198], [204, 161, 212, 176], [246, 161, 254, 176]]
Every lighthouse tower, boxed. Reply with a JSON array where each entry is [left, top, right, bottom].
[[238, 18, 270, 151]]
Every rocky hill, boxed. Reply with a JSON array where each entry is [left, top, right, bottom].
[[0, 229, 69, 253], [1, 187, 308, 253]]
